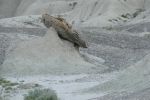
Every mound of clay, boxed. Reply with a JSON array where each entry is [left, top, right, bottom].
[[0, 27, 99, 77]]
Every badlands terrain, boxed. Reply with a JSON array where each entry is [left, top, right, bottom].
[[0, 0, 150, 100]]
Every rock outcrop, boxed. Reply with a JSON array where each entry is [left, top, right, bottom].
[[41, 13, 87, 48]]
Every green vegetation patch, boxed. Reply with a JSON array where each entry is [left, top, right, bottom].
[[24, 89, 58, 100], [0, 78, 18, 89]]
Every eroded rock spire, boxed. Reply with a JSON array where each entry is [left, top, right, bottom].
[[41, 13, 87, 48]]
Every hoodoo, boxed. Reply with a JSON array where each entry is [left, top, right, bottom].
[[41, 13, 87, 48]]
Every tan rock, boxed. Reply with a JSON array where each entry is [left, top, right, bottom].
[[41, 13, 87, 48]]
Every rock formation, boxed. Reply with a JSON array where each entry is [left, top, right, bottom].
[[41, 13, 87, 48]]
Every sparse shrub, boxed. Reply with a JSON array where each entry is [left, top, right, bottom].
[[0, 78, 18, 88], [24, 89, 58, 100], [0, 78, 11, 85], [0, 78, 18, 90]]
